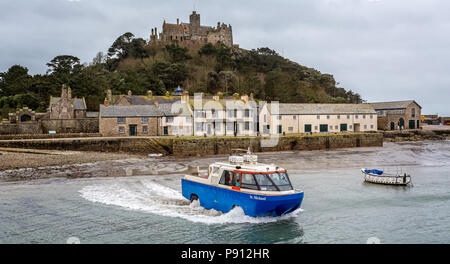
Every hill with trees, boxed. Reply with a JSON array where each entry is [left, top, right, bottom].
[[0, 32, 362, 118]]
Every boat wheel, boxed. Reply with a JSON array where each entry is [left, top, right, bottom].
[[190, 194, 199, 203]]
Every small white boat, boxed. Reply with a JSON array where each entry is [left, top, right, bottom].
[[361, 168, 411, 186]]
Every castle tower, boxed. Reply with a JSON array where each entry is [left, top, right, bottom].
[[190, 11, 200, 32]]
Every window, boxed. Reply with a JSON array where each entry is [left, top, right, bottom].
[[337, 115, 341, 119], [142, 126, 148, 134], [244, 109, 250, 117], [267, 172, 293, 191], [411, 108, 416, 118], [220, 170, 239, 187], [195, 110, 206, 118], [370, 124, 374, 129], [119, 126, 125, 134], [241, 173, 258, 190], [293, 115, 296, 120], [317, 115, 320, 120], [314, 125, 318, 131], [370, 114, 373, 119], [327, 115, 330, 119], [347, 115, 350, 119], [228, 109, 237, 118], [288, 127, 293, 132], [355, 115, 359, 119], [141, 117, 149, 123], [263, 114, 267, 123], [335, 125, 338, 130], [195, 122, 204, 131], [277, 115, 282, 120], [226, 122, 234, 131], [211, 109, 218, 118], [244, 122, 250, 131], [329, 125, 333, 130], [363, 115, 366, 119], [254, 174, 277, 191], [186, 116, 191, 122], [349, 125, 353, 129], [166, 116, 174, 123], [364, 125, 367, 129], [117, 117, 126, 124], [215, 122, 221, 131], [305, 124, 312, 133]]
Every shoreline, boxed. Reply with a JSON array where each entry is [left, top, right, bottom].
[[0, 137, 449, 182]]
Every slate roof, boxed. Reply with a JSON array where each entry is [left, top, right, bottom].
[[86, 112, 99, 118], [100, 103, 191, 118], [368, 100, 421, 110], [266, 103, 376, 115], [51, 97, 87, 110]]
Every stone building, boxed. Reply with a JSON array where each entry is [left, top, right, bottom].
[[49, 84, 87, 119], [150, 11, 233, 47], [259, 103, 378, 135], [369, 100, 422, 130], [100, 91, 193, 137]]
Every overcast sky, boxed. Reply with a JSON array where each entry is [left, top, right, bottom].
[[1, 0, 449, 115]]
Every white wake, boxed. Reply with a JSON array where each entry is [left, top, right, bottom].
[[79, 179, 302, 225]]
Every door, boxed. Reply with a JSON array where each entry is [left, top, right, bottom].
[[409, 120, 415, 129], [398, 118, 405, 129], [319, 124, 328, 133], [207, 123, 212, 135], [278, 125, 282, 134], [390, 122, 395, 130], [163, 126, 169, 135], [353, 123, 360, 132], [304, 124, 312, 133], [129, 124, 137, 136], [340, 123, 347, 132]]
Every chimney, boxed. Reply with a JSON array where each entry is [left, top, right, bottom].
[[107, 89, 112, 102], [177, 18, 179, 25], [181, 91, 189, 103]]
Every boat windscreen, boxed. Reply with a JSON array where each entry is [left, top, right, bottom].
[[267, 172, 293, 191], [254, 173, 278, 191]]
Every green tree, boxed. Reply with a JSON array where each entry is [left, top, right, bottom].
[[0, 65, 32, 96]]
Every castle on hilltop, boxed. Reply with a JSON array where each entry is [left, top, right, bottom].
[[150, 11, 233, 47]]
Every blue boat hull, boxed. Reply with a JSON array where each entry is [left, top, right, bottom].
[[181, 179, 304, 217]]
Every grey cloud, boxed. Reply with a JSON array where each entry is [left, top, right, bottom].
[[0, 0, 449, 115]]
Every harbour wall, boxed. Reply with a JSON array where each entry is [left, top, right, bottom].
[[0, 132, 383, 156]]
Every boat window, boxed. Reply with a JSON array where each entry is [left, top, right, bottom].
[[254, 174, 277, 191], [241, 173, 259, 190], [211, 166, 219, 175], [219, 170, 234, 186], [268, 172, 293, 191]]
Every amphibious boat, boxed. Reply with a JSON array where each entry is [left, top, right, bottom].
[[181, 149, 304, 217]]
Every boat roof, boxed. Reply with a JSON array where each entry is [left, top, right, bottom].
[[211, 162, 285, 173]]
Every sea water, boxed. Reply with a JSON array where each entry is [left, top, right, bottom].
[[0, 140, 449, 244]]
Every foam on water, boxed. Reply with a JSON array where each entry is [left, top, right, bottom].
[[79, 179, 302, 225]]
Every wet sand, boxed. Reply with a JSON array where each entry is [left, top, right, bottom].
[[0, 148, 138, 173]]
